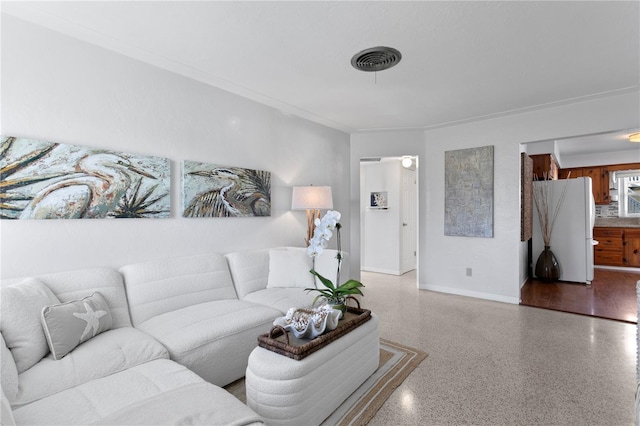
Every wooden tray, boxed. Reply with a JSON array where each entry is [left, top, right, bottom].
[[257, 306, 372, 360]]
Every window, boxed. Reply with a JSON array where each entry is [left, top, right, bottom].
[[618, 173, 640, 217]]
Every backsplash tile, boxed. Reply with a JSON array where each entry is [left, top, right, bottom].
[[595, 202, 619, 218]]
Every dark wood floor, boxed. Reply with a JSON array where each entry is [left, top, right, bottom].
[[520, 268, 640, 323]]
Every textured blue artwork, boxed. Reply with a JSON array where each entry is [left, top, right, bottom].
[[444, 145, 494, 238], [182, 160, 271, 218], [0, 136, 170, 219]]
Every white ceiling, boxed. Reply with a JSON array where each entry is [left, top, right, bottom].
[[3, 1, 639, 157]]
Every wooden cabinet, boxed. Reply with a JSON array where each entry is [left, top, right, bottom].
[[531, 154, 558, 180], [558, 165, 607, 204], [594, 228, 624, 266], [594, 227, 640, 267], [624, 229, 640, 267], [559, 162, 640, 205], [558, 168, 582, 179], [582, 167, 609, 205]]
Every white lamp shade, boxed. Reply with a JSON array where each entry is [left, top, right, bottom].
[[291, 186, 333, 210]]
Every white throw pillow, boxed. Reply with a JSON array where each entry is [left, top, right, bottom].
[[266, 249, 314, 289], [0, 278, 60, 373], [41, 292, 112, 360]]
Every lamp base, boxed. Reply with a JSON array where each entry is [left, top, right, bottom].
[[305, 209, 320, 246]]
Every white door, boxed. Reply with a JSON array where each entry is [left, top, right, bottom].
[[401, 167, 417, 273]]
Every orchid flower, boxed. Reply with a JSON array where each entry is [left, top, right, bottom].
[[305, 210, 364, 311]]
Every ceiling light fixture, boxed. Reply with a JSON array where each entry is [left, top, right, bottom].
[[629, 132, 640, 143], [402, 156, 413, 168], [351, 46, 402, 72]]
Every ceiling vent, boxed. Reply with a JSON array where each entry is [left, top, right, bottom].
[[351, 46, 402, 72]]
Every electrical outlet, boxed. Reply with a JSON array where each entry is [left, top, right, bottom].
[[466, 268, 472, 277]]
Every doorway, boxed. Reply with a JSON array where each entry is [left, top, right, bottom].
[[359, 156, 418, 281]]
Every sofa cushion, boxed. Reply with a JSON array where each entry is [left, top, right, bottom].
[[120, 253, 239, 326], [41, 292, 113, 360], [12, 359, 263, 426], [0, 278, 60, 373], [94, 382, 264, 426], [13, 327, 168, 407], [226, 247, 348, 300], [1, 388, 15, 426], [242, 288, 316, 314], [266, 248, 314, 289], [225, 249, 270, 299], [136, 299, 281, 387], [1, 267, 132, 329], [0, 333, 18, 401]]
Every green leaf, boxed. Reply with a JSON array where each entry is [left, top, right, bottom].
[[309, 269, 335, 291], [337, 279, 364, 290]]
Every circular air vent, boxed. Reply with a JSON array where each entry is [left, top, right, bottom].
[[351, 46, 402, 72]]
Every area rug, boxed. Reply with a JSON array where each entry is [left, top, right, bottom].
[[224, 338, 428, 426]]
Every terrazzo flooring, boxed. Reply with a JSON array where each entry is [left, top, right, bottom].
[[361, 271, 636, 425]]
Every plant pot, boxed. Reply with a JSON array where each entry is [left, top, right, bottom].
[[327, 297, 346, 319], [535, 246, 560, 282]]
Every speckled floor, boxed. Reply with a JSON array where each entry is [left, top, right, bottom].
[[361, 271, 636, 425]]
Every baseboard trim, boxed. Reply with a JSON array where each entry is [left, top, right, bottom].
[[361, 266, 401, 276], [419, 283, 520, 305], [595, 265, 640, 274]]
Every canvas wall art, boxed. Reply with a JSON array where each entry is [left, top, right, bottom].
[[0, 136, 170, 219], [182, 160, 271, 217], [370, 191, 388, 209], [444, 145, 494, 238]]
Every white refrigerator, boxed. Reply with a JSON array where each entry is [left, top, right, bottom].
[[532, 177, 595, 284]]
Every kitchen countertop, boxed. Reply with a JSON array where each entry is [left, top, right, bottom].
[[594, 217, 640, 228]]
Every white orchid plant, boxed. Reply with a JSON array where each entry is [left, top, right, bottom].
[[305, 210, 364, 308]]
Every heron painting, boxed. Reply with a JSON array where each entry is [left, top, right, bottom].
[[182, 160, 271, 218], [0, 136, 170, 219]]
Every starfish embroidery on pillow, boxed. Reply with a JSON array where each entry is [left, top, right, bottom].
[[73, 302, 108, 341]]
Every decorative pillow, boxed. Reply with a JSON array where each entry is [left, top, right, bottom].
[[266, 248, 314, 289], [41, 292, 112, 360], [0, 278, 60, 373]]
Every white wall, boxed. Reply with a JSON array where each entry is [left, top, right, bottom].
[[351, 92, 639, 303], [361, 159, 401, 274], [0, 16, 350, 278], [560, 150, 640, 169]]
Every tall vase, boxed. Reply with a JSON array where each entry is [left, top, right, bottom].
[[535, 246, 560, 282]]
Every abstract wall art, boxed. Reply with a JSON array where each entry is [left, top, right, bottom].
[[444, 145, 494, 238], [182, 160, 271, 218], [0, 136, 170, 219]]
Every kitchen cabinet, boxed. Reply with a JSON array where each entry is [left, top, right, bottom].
[[624, 229, 640, 267], [558, 168, 583, 179], [594, 228, 624, 266], [594, 227, 640, 267], [530, 154, 558, 180], [559, 162, 640, 205], [583, 167, 609, 204]]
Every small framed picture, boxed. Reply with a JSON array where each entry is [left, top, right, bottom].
[[370, 191, 388, 209]]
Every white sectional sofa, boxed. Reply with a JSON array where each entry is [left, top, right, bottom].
[[0, 247, 347, 425]]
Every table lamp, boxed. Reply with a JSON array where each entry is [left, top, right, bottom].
[[291, 185, 333, 246]]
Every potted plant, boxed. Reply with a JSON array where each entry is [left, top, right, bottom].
[[304, 210, 364, 317]]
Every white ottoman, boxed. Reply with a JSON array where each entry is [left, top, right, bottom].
[[245, 313, 379, 426]]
